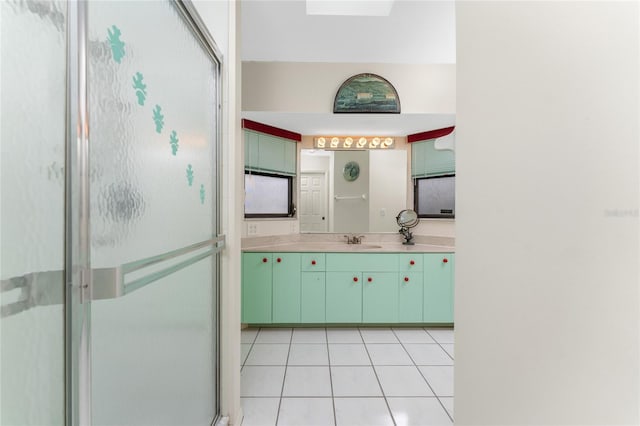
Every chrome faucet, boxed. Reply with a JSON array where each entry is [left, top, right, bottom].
[[344, 234, 365, 244]]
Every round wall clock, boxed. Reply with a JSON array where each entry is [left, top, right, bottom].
[[343, 161, 360, 182]]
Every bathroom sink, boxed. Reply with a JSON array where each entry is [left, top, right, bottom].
[[351, 244, 383, 250]]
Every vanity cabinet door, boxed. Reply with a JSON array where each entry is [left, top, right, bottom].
[[326, 272, 362, 323], [363, 272, 398, 323], [399, 272, 423, 322], [242, 253, 273, 323], [301, 272, 325, 323], [272, 253, 301, 323], [423, 253, 454, 323]]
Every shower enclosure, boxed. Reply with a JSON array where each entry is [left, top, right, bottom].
[[1, 1, 224, 424]]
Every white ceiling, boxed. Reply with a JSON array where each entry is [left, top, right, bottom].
[[241, 0, 456, 135]]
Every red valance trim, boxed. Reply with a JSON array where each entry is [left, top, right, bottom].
[[407, 126, 455, 143], [242, 119, 302, 142]]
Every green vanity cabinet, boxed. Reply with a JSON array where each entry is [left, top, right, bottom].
[[326, 272, 363, 323], [242, 251, 454, 325], [399, 272, 424, 322], [242, 252, 301, 323], [423, 253, 455, 323], [362, 272, 398, 323], [272, 253, 301, 323], [242, 252, 273, 323]]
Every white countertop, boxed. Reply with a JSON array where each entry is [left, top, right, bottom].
[[242, 234, 454, 253]]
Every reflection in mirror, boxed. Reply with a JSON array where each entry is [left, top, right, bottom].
[[396, 209, 419, 245], [299, 149, 407, 233]]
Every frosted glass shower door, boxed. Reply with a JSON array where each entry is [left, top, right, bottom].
[[0, 1, 67, 424], [86, 2, 221, 425]]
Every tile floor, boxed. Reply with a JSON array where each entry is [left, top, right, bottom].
[[241, 327, 454, 426]]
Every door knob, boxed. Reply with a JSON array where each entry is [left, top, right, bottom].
[[277, 257, 282, 263], [404, 277, 409, 282], [443, 258, 448, 263], [410, 260, 415, 265], [311, 260, 316, 265], [367, 277, 372, 282], [353, 277, 358, 282], [262, 258, 268, 263]]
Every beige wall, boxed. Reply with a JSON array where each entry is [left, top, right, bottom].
[[243, 62, 456, 113], [456, 1, 639, 424]]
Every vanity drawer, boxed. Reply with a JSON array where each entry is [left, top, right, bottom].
[[398, 254, 423, 272], [326, 253, 398, 272], [301, 253, 326, 271]]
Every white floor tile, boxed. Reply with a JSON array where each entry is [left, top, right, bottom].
[[241, 343, 252, 365], [292, 328, 327, 343], [256, 328, 293, 344], [360, 328, 399, 343], [288, 344, 329, 366], [245, 344, 290, 366], [241, 366, 286, 397], [392, 328, 436, 344], [387, 397, 452, 426], [375, 366, 433, 397], [328, 344, 371, 365], [277, 398, 335, 426], [419, 366, 454, 397], [331, 366, 383, 397], [404, 344, 453, 365], [242, 328, 259, 344], [334, 398, 394, 426], [441, 343, 454, 359], [425, 328, 454, 344], [283, 366, 332, 397], [440, 397, 454, 419], [366, 344, 413, 365], [327, 328, 363, 343], [241, 397, 279, 426]]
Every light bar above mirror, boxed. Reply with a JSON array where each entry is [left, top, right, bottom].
[[314, 136, 395, 150]]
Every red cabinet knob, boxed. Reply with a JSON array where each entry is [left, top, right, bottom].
[[262, 258, 268, 263], [311, 260, 316, 265], [404, 277, 409, 282], [410, 260, 415, 265], [353, 277, 358, 282], [277, 258, 282, 263], [443, 258, 448, 263], [367, 277, 372, 282]]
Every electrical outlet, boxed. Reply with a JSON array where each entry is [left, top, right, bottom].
[[248, 223, 257, 235]]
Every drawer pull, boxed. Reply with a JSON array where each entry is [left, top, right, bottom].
[[353, 277, 358, 282], [311, 260, 316, 265], [262, 258, 268, 263], [443, 258, 448, 263], [277, 258, 282, 263], [404, 277, 409, 282], [367, 277, 372, 283], [410, 260, 415, 265]]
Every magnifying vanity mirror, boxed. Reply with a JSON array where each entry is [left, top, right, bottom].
[[396, 209, 419, 245], [299, 148, 408, 233]]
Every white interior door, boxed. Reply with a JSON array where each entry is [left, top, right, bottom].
[[300, 172, 328, 232]]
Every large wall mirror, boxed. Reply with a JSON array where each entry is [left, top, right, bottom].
[[299, 148, 408, 233]]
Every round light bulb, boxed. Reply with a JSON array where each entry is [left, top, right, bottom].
[[344, 137, 353, 147], [357, 137, 367, 147], [330, 137, 339, 148], [317, 137, 325, 148], [383, 137, 393, 147]]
